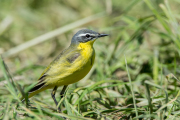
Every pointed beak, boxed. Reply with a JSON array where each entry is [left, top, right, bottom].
[[98, 33, 109, 38]]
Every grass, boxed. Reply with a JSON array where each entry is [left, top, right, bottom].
[[1, 0, 180, 119]]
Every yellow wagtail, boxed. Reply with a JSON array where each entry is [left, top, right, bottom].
[[22, 29, 108, 111]]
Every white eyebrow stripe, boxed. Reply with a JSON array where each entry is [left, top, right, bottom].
[[78, 33, 94, 37]]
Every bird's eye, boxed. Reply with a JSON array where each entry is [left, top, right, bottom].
[[86, 34, 90, 38]]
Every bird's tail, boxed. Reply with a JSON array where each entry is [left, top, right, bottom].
[[21, 88, 46, 101], [20, 81, 48, 101]]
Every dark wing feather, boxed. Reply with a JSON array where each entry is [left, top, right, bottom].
[[29, 74, 47, 93], [66, 53, 80, 63], [40, 47, 81, 76], [28, 46, 81, 93]]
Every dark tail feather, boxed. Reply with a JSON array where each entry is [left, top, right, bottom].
[[21, 75, 47, 101], [29, 74, 47, 93], [21, 82, 46, 101], [29, 81, 45, 93]]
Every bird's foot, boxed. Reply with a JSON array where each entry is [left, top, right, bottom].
[[57, 108, 67, 119], [57, 108, 61, 113]]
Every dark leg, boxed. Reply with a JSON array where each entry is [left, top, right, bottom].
[[51, 86, 58, 106], [60, 85, 68, 99], [59, 85, 68, 118]]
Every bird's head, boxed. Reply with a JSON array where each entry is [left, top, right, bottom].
[[71, 29, 108, 45]]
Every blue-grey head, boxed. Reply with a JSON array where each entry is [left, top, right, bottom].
[[71, 29, 108, 45]]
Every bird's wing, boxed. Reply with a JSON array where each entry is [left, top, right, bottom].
[[44, 47, 81, 77], [29, 47, 81, 93]]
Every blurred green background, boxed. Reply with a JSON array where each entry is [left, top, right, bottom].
[[1, 0, 180, 119]]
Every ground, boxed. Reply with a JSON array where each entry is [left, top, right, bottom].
[[0, 0, 180, 119]]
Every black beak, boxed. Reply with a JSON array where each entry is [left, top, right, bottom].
[[98, 34, 109, 38]]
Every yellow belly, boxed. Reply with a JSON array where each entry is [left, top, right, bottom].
[[27, 41, 96, 98], [59, 54, 95, 85], [47, 40, 95, 87]]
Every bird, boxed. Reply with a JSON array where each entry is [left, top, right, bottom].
[[21, 29, 108, 112]]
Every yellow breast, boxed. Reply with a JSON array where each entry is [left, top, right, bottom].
[[49, 40, 96, 86], [78, 40, 95, 66], [64, 41, 95, 84]]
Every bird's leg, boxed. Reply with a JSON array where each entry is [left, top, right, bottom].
[[51, 86, 68, 113], [54, 85, 68, 113], [60, 85, 68, 99], [51, 86, 58, 107], [51, 86, 62, 112]]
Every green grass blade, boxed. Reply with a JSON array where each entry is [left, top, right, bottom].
[[124, 55, 138, 119]]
